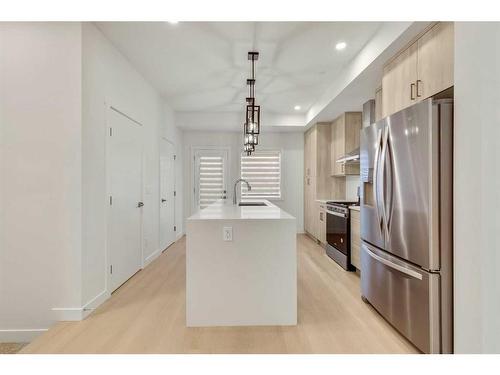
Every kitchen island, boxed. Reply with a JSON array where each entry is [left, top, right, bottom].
[[186, 200, 297, 327]]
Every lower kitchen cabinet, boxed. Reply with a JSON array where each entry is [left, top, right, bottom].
[[350, 209, 361, 270], [318, 203, 326, 245]]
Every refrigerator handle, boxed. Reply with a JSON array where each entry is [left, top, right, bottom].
[[386, 133, 395, 233], [373, 129, 384, 237], [364, 245, 423, 280], [380, 127, 390, 240]]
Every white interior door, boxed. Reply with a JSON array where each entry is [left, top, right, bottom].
[[160, 138, 176, 251], [193, 149, 228, 211], [108, 108, 143, 292]]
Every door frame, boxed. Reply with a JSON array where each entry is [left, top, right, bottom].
[[105, 103, 145, 294], [190, 145, 230, 214], [159, 136, 176, 251]]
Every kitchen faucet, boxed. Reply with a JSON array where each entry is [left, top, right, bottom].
[[233, 179, 251, 205]]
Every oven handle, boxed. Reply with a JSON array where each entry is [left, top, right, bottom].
[[364, 245, 423, 280], [326, 210, 347, 218]]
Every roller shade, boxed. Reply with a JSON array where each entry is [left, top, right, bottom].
[[241, 150, 282, 200], [198, 155, 225, 209]]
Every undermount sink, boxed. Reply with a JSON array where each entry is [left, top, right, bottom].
[[238, 202, 268, 207]]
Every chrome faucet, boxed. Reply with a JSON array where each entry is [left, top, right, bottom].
[[233, 178, 252, 205]]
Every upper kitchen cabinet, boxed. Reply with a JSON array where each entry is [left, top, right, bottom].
[[305, 123, 332, 198], [330, 112, 362, 177], [382, 22, 454, 118], [417, 22, 454, 100], [304, 126, 317, 179], [382, 42, 418, 118]]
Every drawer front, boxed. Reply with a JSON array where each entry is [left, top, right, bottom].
[[361, 242, 441, 353], [350, 213, 361, 247]]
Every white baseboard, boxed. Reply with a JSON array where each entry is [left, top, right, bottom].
[[52, 289, 110, 321], [0, 329, 48, 343], [81, 289, 110, 319], [176, 231, 185, 240], [51, 307, 83, 321], [143, 247, 162, 267]]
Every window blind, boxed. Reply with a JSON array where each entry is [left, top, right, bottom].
[[198, 155, 225, 209], [241, 150, 282, 200]]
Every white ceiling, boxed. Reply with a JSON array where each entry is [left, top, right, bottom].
[[95, 22, 383, 115]]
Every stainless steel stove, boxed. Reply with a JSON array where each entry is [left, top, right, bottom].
[[325, 200, 358, 271]]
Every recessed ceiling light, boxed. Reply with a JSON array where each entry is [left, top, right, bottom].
[[335, 41, 347, 51], [294, 105, 301, 111], [167, 21, 179, 25]]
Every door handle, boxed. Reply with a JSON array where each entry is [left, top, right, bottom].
[[161, 198, 166, 203], [364, 245, 422, 280], [137, 202, 144, 208], [416, 80, 422, 97], [410, 83, 416, 100]]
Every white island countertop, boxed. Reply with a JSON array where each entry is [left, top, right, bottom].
[[187, 199, 295, 221]]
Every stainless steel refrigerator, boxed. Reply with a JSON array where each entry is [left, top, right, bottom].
[[360, 98, 453, 354]]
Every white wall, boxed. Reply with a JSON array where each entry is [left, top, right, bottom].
[[0, 23, 83, 340], [182, 130, 304, 232], [454, 22, 500, 353], [82, 22, 183, 306], [0, 22, 183, 340]]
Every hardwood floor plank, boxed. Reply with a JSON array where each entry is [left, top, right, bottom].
[[21, 235, 419, 354]]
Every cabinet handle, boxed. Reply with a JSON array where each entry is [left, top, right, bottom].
[[416, 80, 422, 97], [320, 212, 323, 221], [410, 83, 416, 100]]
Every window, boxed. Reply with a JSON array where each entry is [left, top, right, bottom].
[[194, 149, 228, 210], [240, 150, 282, 200]]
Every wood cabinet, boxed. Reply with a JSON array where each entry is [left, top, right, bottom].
[[382, 22, 454, 118], [305, 117, 359, 241], [304, 126, 319, 239], [417, 22, 454, 100], [350, 209, 361, 270], [374, 86, 383, 122], [330, 112, 362, 177], [318, 202, 326, 245], [382, 42, 418, 118], [304, 174, 316, 236], [304, 123, 340, 241]]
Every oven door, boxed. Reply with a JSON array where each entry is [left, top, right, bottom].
[[326, 210, 348, 255]]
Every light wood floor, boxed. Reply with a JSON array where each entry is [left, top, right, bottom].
[[22, 234, 419, 354]]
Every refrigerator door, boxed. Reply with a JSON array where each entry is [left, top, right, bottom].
[[361, 242, 441, 353], [360, 119, 386, 250], [382, 99, 439, 270]]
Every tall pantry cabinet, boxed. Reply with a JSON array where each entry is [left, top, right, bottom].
[[304, 123, 333, 241]]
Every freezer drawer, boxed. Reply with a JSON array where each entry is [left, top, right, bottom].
[[361, 242, 441, 353]]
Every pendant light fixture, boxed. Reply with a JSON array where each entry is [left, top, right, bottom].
[[243, 51, 260, 155]]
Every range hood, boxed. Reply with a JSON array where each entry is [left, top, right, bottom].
[[336, 147, 360, 164]]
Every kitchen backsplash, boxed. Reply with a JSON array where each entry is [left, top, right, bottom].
[[346, 175, 360, 201]]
